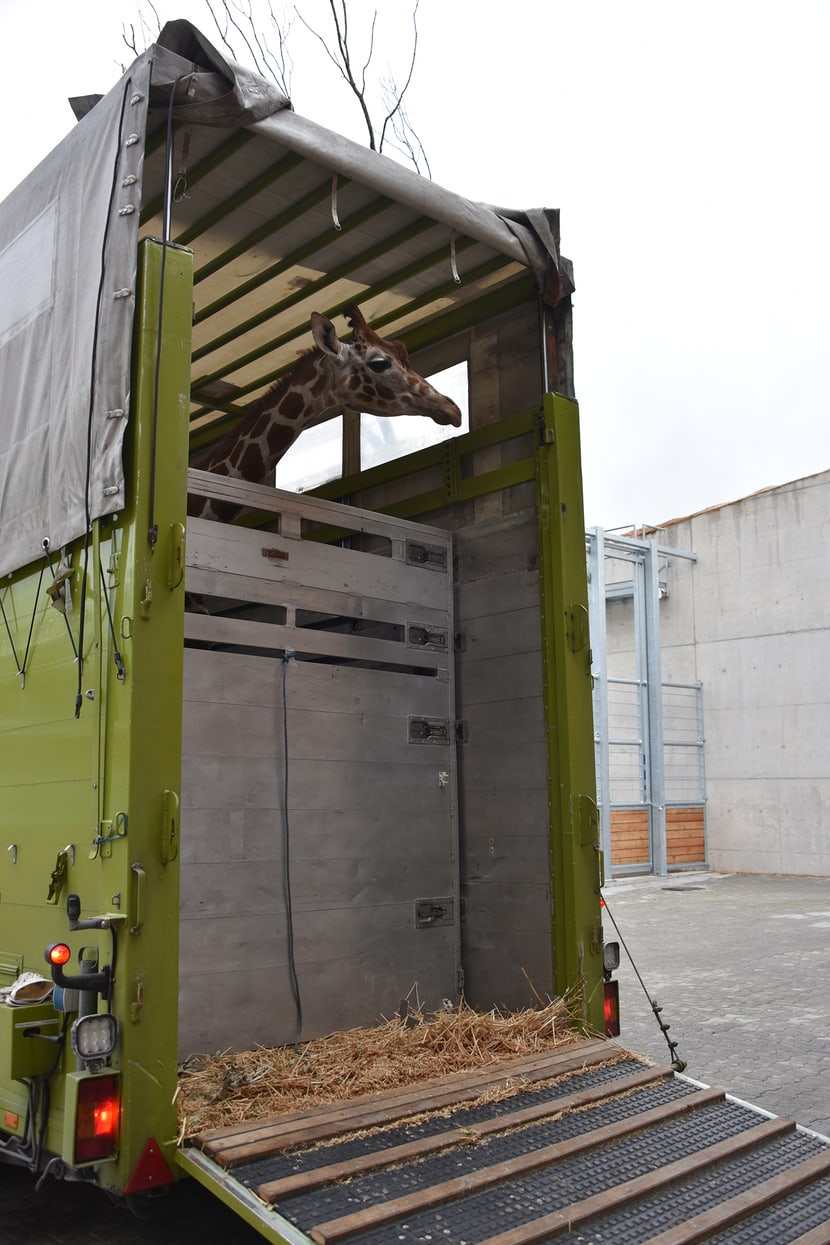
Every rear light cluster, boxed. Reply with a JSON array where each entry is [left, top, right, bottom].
[[74, 1075, 120, 1165]]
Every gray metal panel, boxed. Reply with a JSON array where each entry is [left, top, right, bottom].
[[451, 513, 554, 1009], [179, 490, 458, 1056]]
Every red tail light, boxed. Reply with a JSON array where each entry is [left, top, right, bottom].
[[604, 979, 621, 1038], [75, 1074, 120, 1164]]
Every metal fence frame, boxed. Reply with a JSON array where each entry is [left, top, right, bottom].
[[587, 527, 704, 877]]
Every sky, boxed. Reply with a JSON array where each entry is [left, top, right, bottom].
[[2, 0, 828, 530]]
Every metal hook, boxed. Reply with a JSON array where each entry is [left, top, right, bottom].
[[450, 231, 462, 285], [7, 845, 17, 865], [331, 175, 342, 231]]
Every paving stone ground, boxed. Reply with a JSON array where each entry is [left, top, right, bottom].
[[603, 870, 830, 1138], [5, 870, 830, 1242]]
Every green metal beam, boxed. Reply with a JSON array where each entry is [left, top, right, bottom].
[[192, 217, 447, 365], [193, 173, 343, 286], [535, 393, 604, 1035], [140, 131, 255, 226], [176, 152, 304, 247], [189, 253, 516, 427]]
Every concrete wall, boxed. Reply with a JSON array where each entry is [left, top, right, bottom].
[[604, 469, 830, 876]]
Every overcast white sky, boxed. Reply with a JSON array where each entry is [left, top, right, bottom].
[[2, 0, 828, 529]]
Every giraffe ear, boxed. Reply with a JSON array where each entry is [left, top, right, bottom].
[[311, 311, 342, 358]]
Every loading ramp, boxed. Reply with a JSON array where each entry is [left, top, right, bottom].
[[178, 1037, 830, 1244]]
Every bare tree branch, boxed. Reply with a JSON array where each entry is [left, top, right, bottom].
[[295, 1, 378, 149], [378, 0, 420, 155], [120, 0, 428, 173]]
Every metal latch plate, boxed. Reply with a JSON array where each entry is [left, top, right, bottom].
[[407, 623, 448, 651], [415, 897, 454, 929], [408, 716, 451, 745], [406, 541, 448, 572]]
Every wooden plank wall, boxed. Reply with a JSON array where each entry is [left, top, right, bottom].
[[610, 807, 706, 869], [666, 806, 706, 866]]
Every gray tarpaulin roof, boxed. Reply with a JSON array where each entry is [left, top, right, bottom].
[[0, 20, 572, 581]]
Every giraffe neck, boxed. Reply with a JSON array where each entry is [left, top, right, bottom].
[[197, 350, 334, 486]]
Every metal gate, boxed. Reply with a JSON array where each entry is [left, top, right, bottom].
[[179, 472, 460, 1055], [588, 527, 706, 877]]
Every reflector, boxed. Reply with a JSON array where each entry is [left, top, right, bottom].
[[46, 943, 72, 967], [604, 979, 621, 1038], [124, 1136, 177, 1195]]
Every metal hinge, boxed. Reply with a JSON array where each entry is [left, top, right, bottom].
[[415, 897, 454, 929], [566, 604, 590, 654], [406, 540, 448, 571], [160, 790, 179, 865]]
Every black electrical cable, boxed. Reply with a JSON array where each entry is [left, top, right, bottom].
[[75, 76, 133, 719], [280, 652, 303, 1051], [602, 890, 687, 1072], [17, 550, 49, 684], [0, 588, 21, 675]]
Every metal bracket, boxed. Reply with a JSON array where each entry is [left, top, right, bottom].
[[46, 847, 74, 905]]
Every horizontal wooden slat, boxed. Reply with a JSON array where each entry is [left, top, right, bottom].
[[184, 610, 447, 671], [308, 1087, 727, 1243], [195, 1039, 615, 1166], [257, 1065, 672, 1204], [640, 1148, 830, 1245], [187, 468, 451, 543], [475, 1117, 794, 1245]]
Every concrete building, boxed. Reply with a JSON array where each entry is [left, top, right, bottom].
[[593, 467, 830, 877]]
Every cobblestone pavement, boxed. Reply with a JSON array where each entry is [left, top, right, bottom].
[[5, 870, 830, 1242], [603, 870, 830, 1138]]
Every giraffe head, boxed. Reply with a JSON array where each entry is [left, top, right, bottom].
[[311, 306, 463, 427]]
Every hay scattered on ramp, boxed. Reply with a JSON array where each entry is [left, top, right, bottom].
[[177, 995, 582, 1137]]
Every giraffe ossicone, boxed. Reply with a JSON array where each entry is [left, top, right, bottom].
[[189, 306, 462, 522]]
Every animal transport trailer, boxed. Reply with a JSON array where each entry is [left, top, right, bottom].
[[4, 21, 830, 1244]]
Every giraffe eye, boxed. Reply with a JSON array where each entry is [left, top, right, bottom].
[[367, 357, 393, 373]]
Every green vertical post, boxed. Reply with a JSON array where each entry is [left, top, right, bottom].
[[536, 393, 604, 1035], [97, 238, 193, 1191]]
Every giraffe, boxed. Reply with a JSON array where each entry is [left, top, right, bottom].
[[188, 305, 462, 523]]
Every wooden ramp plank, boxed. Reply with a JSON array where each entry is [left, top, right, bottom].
[[198, 1040, 619, 1167], [257, 1065, 672, 1205], [308, 1087, 727, 1243], [196, 1038, 609, 1146], [789, 1222, 830, 1245], [472, 1117, 795, 1245], [639, 1149, 830, 1245]]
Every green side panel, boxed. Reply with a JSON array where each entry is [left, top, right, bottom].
[[0, 240, 193, 1191], [536, 394, 604, 1034]]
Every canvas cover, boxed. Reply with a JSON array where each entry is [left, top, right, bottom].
[[0, 21, 568, 580]]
